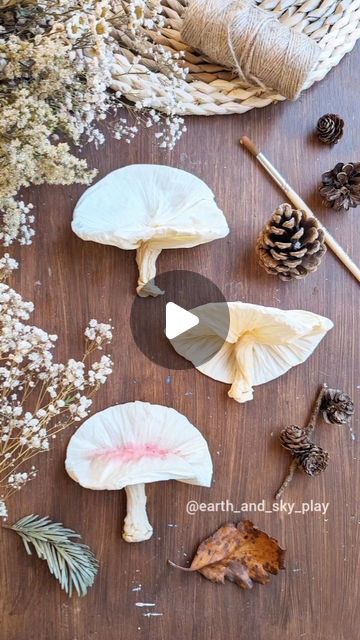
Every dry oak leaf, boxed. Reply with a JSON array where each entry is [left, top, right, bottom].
[[169, 521, 285, 590]]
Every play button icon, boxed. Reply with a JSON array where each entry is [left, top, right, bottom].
[[130, 269, 230, 370], [165, 302, 199, 339]]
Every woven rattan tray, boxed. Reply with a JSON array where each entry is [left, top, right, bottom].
[[111, 0, 360, 115]]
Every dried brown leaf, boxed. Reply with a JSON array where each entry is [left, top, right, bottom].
[[169, 520, 285, 590]]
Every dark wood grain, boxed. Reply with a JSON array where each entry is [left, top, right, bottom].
[[1, 44, 359, 640]]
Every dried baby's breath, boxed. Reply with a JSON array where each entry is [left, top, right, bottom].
[[0, 0, 187, 244], [0, 257, 113, 518]]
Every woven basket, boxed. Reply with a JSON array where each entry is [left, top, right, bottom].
[[111, 0, 360, 116]]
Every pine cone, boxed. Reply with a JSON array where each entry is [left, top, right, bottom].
[[256, 203, 326, 281], [316, 114, 344, 144], [279, 425, 312, 455], [298, 444, 329, 476], [321, 388, 354, 425], [319, 162, 360, 211]]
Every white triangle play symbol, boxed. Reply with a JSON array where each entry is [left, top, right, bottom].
[[165, 302, 199, 339]]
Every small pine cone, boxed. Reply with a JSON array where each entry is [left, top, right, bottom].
[[279, 425, 312, 455], [256, 203, 326, 281], [298, 443, 329, 476], [321, 388, 354, 425], [319, 162, 360, 211], [316, 114, 344, 144]]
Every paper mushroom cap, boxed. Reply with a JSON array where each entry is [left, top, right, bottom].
[[72, 164, 229, 296], [65, 401, 213, 490], [170, 302, 333, 403]]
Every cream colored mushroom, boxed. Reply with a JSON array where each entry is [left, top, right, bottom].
[[72, 164, 229, 297], [169, 301, 333, 403], [65, 402, 213, 542]]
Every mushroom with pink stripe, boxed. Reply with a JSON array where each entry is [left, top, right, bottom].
[[65, 401, 213, 542]]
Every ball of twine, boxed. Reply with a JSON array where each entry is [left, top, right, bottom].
[[181, 0, 321, 100]]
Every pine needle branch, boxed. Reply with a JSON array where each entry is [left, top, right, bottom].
[[4, 514, 99, 597]]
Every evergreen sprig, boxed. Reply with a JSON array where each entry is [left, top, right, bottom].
[[6, 514, 99, 597]]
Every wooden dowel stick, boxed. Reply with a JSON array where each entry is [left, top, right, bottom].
[[240, 136, 360, 284]]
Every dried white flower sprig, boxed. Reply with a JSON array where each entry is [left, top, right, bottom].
[[0, 256, 113, 520], [0, 0, 187, 245]]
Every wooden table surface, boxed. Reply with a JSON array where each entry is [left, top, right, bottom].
[[1, 44, 359, 640]]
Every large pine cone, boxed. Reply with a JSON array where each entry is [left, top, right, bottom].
[[257, 204, 326, 281], [321, 388, 354, 425], [319, 162, 360, 211], [279, 425, 311, 456], [316, 114, 344, 145], [298, 444, 329, 476]]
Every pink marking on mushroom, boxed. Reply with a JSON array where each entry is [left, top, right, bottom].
[[89, 443, 174, 463]]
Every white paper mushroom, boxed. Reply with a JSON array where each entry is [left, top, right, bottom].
[[72, 164, 229, 297], [65, 402, 213, 542], [169, 302, 333, 403]]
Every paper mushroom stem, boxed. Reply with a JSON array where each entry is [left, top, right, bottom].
[[228, 337, 255, 403], [123, 483, 153, 543], [136, 242, 164, 298], [228, 373, 254, 403]]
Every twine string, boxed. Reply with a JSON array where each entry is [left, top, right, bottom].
[[181, 0, 321, 100]]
